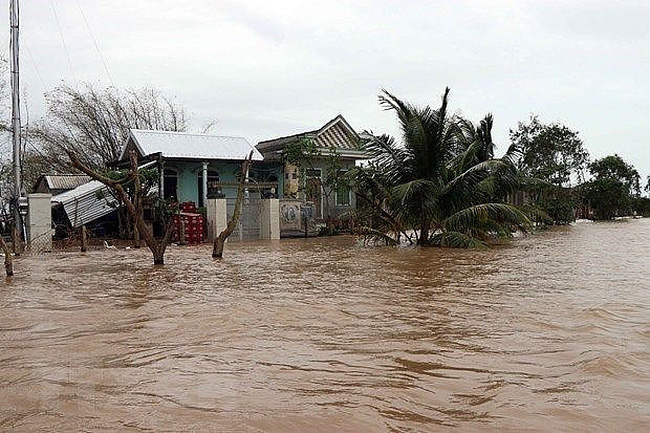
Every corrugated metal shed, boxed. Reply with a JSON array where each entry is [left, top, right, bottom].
[[50, 161, 157, 228], [121, 129, 263, 161], [34, 174, 91, 194], [51, 181, 114, 228]]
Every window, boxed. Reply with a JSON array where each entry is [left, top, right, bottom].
[[198, 170, 220, 207], [336, 182, 351, 206], [163, 168, 178, 201], [335, 170, 351, 206]]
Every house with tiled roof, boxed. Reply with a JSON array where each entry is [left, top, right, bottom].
[[257, 114, 368, 222]]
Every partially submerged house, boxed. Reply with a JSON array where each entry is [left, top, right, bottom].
[[119, 129, 276, 206], [256, 114, 367, 220], [49, 116, 369, 239]]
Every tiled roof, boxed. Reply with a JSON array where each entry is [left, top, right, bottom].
[[257, 114, 364, 155]]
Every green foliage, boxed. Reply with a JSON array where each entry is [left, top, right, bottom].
[[282, 138, 348, 221], [510, 115, 589, 186], [584, 178, 631, 220], [632, 196, 650, 217], [583, 154, 640, 220], [351, 88, 531, 248], [318, 225, 339, 236], [543, 196, 576, 224], [528, 185, 577, 225], [588, 154, 640, 194], [282, 138, 320, 167]]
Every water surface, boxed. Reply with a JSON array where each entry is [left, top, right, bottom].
[[1, 220, 649, 431]]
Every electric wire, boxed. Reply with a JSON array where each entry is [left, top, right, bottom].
[[76, 0, 115, 87], [48, 0, 78, 86], [23, 40, 47, 93]]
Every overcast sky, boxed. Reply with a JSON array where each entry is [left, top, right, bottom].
[[2, 0, 649, 179]]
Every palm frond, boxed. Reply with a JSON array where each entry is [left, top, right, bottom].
[[429, 231, 486, 248], [444, 203, 531, 233]]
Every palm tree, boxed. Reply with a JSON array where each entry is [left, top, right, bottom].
[[353, 88, 530, 247]]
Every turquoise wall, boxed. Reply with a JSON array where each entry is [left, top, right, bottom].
[[164, 160, 284, 204]]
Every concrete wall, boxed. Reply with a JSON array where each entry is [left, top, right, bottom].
[[260, 199, 280, 240], [26, 193, 53, 253], [206, 198, 228, 242]]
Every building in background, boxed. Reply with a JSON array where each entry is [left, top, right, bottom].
[[257, 115, 368, 221], [33, 174, 91, 196]]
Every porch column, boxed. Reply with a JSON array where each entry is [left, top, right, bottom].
[[159, 159, 164, 199], [202, 161, 208, 208]]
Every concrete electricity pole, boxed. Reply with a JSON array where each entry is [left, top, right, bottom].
[[10, 0, 23, 241]]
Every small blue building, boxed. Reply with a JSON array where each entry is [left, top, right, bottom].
[[120, 129, 282, 207]]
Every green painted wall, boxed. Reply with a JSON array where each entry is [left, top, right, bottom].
[[163, 160, 284, 205]]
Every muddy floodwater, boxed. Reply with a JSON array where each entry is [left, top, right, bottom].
[[1, 220, 649, 432]]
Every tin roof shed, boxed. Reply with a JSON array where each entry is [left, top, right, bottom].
[[51, 180, 114, 228], [33, 174, 92, 195]]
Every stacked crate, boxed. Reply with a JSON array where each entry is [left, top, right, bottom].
[[179, 201, 197, 214], [171, 207, 205, 244]]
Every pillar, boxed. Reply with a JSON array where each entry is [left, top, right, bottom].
[[159, 159, 165, 199], [206, 198, 227, 242], [202, 162, 208, 208], [260, 199, 280, 240], [26, 193, 53, 253]]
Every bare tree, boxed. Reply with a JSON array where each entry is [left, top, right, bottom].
[[66, 149, 174, 265], [212, 153, 253, 259], [0, 237, 12, 276], [28, 83, 187, 241], [31, 83, 187, 173]]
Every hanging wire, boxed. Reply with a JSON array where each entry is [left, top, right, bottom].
[[23, 40, 47, 93], [76, 0, 116, 87], [49, 0, 78, 86]]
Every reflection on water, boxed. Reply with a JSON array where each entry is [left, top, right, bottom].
[[1, 219, 649, 431]]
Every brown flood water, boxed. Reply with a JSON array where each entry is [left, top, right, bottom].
[[1, 219, 649, 432]]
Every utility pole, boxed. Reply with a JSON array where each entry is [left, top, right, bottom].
[[9, 0, 23, 239]]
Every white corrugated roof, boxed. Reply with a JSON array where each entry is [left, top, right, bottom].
[[39, 174, 92, 191], [124, 129, 263, 161], [51, 162, 157, 228], [51, 180, 114, 228]]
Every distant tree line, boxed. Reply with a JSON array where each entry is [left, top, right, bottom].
[[509, 115, 649, 221]]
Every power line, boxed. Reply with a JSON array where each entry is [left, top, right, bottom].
[[23, 40, 47, 92], [49, 0, 78, 86], [76, 0, 115, 87]]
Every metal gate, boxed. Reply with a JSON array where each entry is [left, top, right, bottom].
[[226, 197, 262, 241]]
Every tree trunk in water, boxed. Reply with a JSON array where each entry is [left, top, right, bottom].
[[418, 218, 430, 246], [153, 246, 165, 265], [1, 238, 13, 276], [66, 149, 174, 266], [12, 225, 22, 256], [133, 226, 141, 248], [212, 153, 252, 259], [80, 225, 87, 252], [212, 237, 225, 259], [179, 220, 186, 245]]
